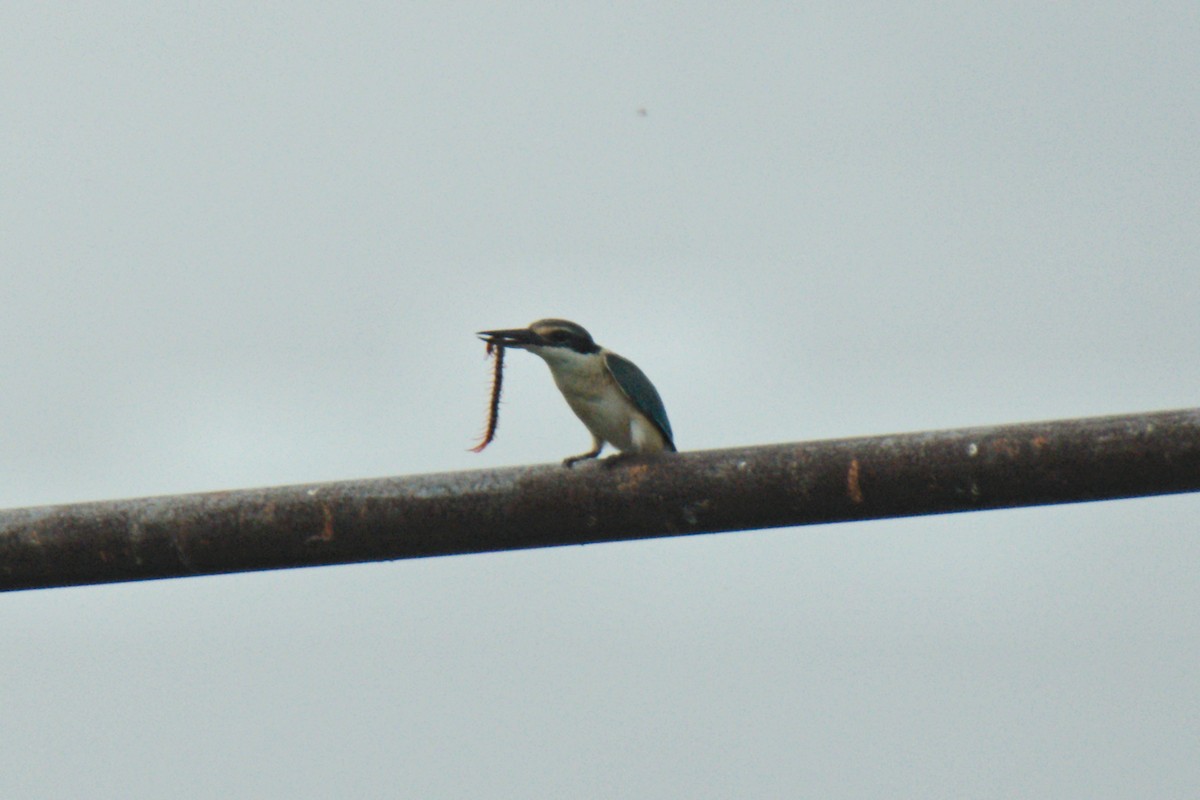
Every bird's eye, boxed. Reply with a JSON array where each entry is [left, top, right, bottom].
[[548, 331, 568, 342]]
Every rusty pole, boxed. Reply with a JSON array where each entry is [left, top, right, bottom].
[[2, 407, 1199, 592]]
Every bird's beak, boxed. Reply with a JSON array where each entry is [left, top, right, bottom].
[[477, 327, 544, 349]]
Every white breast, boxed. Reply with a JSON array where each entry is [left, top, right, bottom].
[[535, 347, 667, 454]]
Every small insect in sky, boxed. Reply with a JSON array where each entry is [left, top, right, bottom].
[[469, 341, 505, 452]]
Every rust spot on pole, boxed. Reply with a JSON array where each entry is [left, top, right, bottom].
[[307, 504, 335, 544], [847, 458, 864, 504], [990, 438, 1021, 458]]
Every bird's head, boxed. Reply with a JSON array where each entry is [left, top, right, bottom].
[[478, 319, 600, 363]]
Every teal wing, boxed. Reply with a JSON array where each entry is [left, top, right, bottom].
[[604, 352, 675, 450]]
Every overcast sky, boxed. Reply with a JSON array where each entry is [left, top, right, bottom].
[[3, 4, 1198, 797]]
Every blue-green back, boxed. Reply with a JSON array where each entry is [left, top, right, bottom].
[[604, 352, 675, 450]]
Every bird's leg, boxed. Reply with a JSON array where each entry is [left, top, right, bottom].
[[563, 436, 604, 468]]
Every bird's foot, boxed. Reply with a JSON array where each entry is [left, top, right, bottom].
[[562, 450, 602, 468]]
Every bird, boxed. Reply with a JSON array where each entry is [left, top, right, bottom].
[[477, 319, 675, 467]]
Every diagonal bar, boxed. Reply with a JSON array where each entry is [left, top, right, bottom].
[[2, 407, 1199, 592]]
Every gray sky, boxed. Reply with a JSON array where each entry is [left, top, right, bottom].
[[3, 3, 1199, 797]]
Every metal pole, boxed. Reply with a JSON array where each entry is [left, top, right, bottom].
[[2, 407, 1199, 592]]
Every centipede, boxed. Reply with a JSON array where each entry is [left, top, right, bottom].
[[469, 341, 505, 452]]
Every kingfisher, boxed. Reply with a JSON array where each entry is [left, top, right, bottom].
[[478, 319, 676, 467]]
